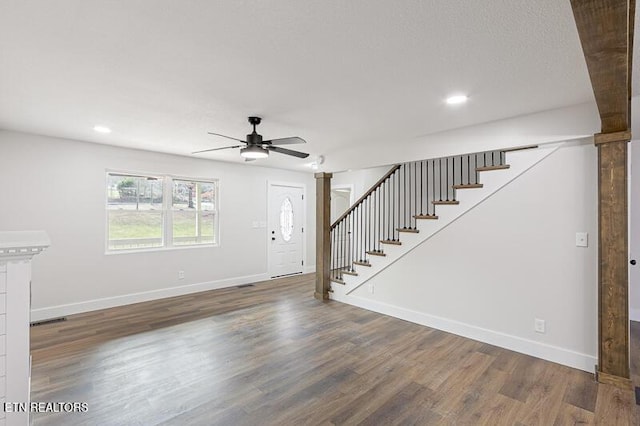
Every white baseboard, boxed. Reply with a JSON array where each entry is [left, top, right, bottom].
[[31, 273, 270, 322], [331, 293, 596, 373], [631, 308, 640, 322]]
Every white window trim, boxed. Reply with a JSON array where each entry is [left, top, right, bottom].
[[105, 170, 220, 254]]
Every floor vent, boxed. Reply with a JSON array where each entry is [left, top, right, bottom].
[[30, 317, 67, 327], [635, 387, 640, 406], [237, 284, 254, 289]]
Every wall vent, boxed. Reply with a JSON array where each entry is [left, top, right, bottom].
[[30, 317, 67, 327]]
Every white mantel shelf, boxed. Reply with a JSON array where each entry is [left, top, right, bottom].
[[0, 231, 50, 260], [0, 230, 49, 426]]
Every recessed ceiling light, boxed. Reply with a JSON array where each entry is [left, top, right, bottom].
[[93, 125, 112, 134], [446, 95, 469, 105]]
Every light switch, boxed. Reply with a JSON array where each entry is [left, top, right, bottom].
[[575, 232, 588, 247]]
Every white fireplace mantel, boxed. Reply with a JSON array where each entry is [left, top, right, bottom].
[[0, 230, 50, 426], [0, 231, 50, 261]]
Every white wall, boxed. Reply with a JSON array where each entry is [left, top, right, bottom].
[[0, 130, 315, 320], [341, 142, 598, 371], [331, 165, 391, 201], [323, 102, 600, 172], [630, 140, 640, 321]]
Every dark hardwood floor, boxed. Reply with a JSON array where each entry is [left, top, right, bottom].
[[30, 274, 638, 425]]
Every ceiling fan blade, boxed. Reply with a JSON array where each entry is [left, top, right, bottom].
[[192, 145, 242, 154], [267, 146, 309, 158], [207, 132, 246, 143], [264, 136, 307, 145]]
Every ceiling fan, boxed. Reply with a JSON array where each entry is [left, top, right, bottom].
[[193, 116, 309, 160]]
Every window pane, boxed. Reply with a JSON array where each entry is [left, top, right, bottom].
[[199, 182, 215, 211], [172, 180, 194, 210], [172, 179, 217, 246], [173, 211, 215, 245], [107, 174, 163, 250], [107, 175, 163, 210], [280, 197, 293, 242], [108, 211, 163, 250]]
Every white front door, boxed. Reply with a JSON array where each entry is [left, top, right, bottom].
[[268, 184, 304, 278]]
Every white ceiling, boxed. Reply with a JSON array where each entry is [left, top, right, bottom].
[[0, 1, 612, 171]]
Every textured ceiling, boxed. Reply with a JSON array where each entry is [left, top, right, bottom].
[[0, 1, 602, 171]]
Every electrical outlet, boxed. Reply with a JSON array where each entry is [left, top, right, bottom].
[[534, 318, 545, 333], [178, 270, 185, 280]]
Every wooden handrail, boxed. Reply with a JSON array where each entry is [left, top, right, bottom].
[[327, 144, 544, 283], [500, 144, 538, 153], [329, 144, 537, 230], [331, 164, 400, 229]]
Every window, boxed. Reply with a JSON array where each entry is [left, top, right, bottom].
[[279, 197, 293, 242], [172, 179, 216, 246], [106, 172, 218, 252]]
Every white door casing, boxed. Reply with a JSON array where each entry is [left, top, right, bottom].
[[268, 183, 304, 278], [630, 140, 640, 321], [331, 185, 354, 270], [331, 184, 354, 223]]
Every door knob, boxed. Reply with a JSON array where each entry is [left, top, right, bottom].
[[631, 259, 637, 265]]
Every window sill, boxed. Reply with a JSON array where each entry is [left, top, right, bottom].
[[104, 243, 219, 256]]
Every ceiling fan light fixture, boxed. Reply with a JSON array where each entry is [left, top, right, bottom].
[[240, 145, 269, 159]]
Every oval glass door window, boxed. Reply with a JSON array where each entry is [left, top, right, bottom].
[[280, 197, 294, 242]]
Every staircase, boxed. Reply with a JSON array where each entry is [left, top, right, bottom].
[[328, 143, 563, 296]]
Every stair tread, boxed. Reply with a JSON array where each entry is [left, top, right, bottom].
[[366, 250, 386, 256], [476, 164, 510, 172], [452, 183, 483, 189], [414, 214, 439, 220], [432, 200, 460, 205], [330, 277, 345, 285], [342, 270, 358, 276], [380, 240, 402, 245], [353, 261, 371, 267], [396, 228, 419, 233]]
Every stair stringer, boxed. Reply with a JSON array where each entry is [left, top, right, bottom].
[[330, 142, 565, 298]]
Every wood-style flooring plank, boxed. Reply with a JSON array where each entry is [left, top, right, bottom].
[[29, 274, 638, 425]]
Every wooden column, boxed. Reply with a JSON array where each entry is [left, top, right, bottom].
[[595, 131, 631, 388], [314, 172, 332, 301], [570, 0, 634, 389]]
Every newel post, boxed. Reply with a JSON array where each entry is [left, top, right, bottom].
[[315, 172, 332, 301], [594, 131, 632, 388]]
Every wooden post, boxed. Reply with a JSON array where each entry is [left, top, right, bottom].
[[315, 172, 332, 301], [594, 132, 632, 388], [570, 0, 634, 389]]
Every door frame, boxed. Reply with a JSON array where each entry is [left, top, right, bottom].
[[331, 184, 355, 223], [630, 140, 639, 321], [331, 184, 355, 204], [267, 180, 307, 278]]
